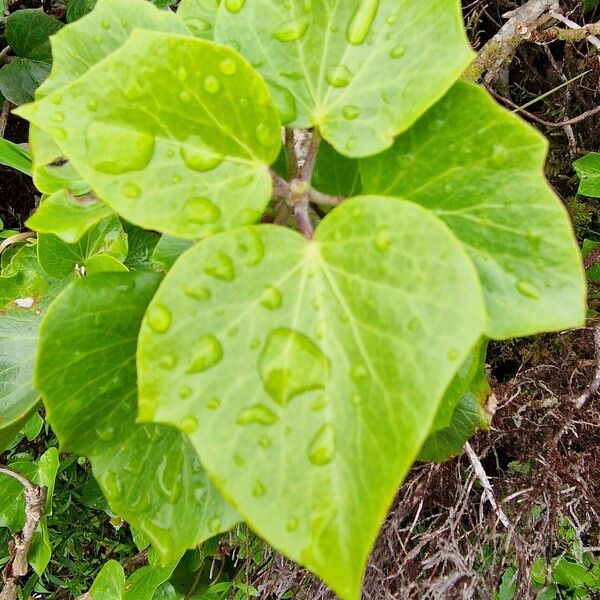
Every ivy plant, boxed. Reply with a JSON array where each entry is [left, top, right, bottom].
[[2, 0, 586, 597]]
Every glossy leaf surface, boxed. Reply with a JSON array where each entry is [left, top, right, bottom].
[[198, 0, 473, 155], [0, 139, 32, 176], [18, 30, 281, 238], [35, 272, 239, 563], [6, 9, 63, 62], [360, 82, 585, 339], [574, 152, 600, 197], [138, 197, 486, 599]]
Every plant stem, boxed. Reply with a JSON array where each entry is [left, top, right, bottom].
[[299, 128, 321, 182], [284, 128, 298, 179], [307, 187, 345, 206], [293, 202, 314, 240]]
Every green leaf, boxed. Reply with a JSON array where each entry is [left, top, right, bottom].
[[90, 561, 126, 600], [35, 272, 239, 563], [0, 244, 64, 452], [197, 0, 473, 155], [138, 197, 486, 599], [17, 30, 282, 239], [152, 236, 194, 273], [583, 239, 600, 282], [66, 0, 98, 22], [0, 138, 32, 176], [177, 0, 219, 38], [360, 81, 585, 339], [0, 58, 50, 105], [37, 214, 128, 279], [574, 152, 600, 198], [122, 223, 160, 271], [26, 190, 113, 243], [6, 9, 63, 62], [312, 140, 361, 198], [29, 518, 51, 576]]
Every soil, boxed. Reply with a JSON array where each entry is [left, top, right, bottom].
[[0, 0, 599, 598]]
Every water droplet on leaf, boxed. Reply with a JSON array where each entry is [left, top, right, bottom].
[[342, 105, 360, 120], [181, 415, 199, 433], [183, 285, 211, 301], [180, 145, 223, 172], [260, 286, 282, 310], [346, 0, 379, 45], [390, 44, 405, 58], [184, 197, 221, 224], [187, 335, 223, 374], [147, 304, 171, 333], [224, 0, 245, 13], [374, 226, 392, 253], [326, 64, 352, 87], [273, 17, 310, 42], [516, 280, 539, 299], [307, 424, 336, 466], [206, 397, 221, 410], [252, 480, 266, 497], [237, 404, 279, 426], [204, 251, 235, 281], [203, 75, 221, 95], [287, 517, 299, 532], [219, 58, 237, 75]]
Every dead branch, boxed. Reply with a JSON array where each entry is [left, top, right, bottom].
[[0, 467, 47, 600]]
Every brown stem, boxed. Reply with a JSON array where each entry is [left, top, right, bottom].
[[584, 245, 600, 270], [284, 129, 298, 179], [299, 129, 321, 182], [270, 170, 290, 201], [294, 202, 314, 240], [307, 187, 345, 206], [0, 467, 47, 600]]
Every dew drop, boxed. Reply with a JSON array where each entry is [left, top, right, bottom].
[[179, 386, 193, 399], [237, 404, 279, 426], [102, 470, 121, 498], [50, 127, 67, 140], [203, 75, 221, 95], [386, 14, 398, 25], [224, 0, 245, 13], [307, 424, 336, 466], [172, 174, 182, 183], [147, 304, 171, 334], [233, 454, 245, 466], [184, 196, 221, 225], [286, 517, 299, 532], [219, 58, 237, 75], [184, 285, 211, 301], [92, 34, 102, 44], [206, 397, 221, 410], [390, 44, 405, 59], [350, 362, 367, 382], [177, 66, 188, 82], [123, 183, 141, 199], [352, 394, 361, 406], [258, 328, 331, 405], [86, 120, 154, 174], [250, 338, 260, 349], [516, 280, 540, 299], [122, 82, 144, 101], [326, 64, 352, 87], [181, 415, 199, 434], [256, 123, 279, 147], [342, 105, 360, 121], [258, 435, 271, 448], [180, 145, 224, 172], [314, 321, 326, 340], [159, 354, 176, 370], [157, 457, 183, 504], [97, 426, 115, 442], [346, 0, 379, 45], [179, 90, 192, 103], [489, 144, 510, 168], [101, 19, 110, 29], [87, 99, 98, 111], [187, 335, 223, 374], [273, 17, 310, 42], [52, 112, 64, 123], [236, 228, 265, 266], [252, 480, 266, 497], [50, 95, 62, 106], [260, 286, 282, 310], [374, 226, 392, 253], [447, 348, 459, 361], [204, 251, 235, 281]]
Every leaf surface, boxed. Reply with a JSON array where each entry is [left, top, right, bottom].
[[17, 30, 281, 238], [0, 58, 50, 105], [360, 82, 585, 338], [574, 152, 600, 197], [0, 139, 32, 176], [35, 272, 239, 563], [6, 9, 63, 62], [138, 197, 485, 598], [196, 0, 473, 155]]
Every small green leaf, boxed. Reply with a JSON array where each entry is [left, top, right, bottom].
[[26, 190, 113, 243], [37, 214, 128, 279], [574, 152, 600, 198], [138, 197, 485, 599], [17, 30, 282, 238], [35, 272, 239, 563], [312, 140, 361, 198], [360, 82, 585, 339], [0, 58, 50, 105], [90, 561, 126, 600], [197, 0, 473, 155], [152, 236, 194, 273], [0, 139, 32, 176], [6, 9, 63, 62]]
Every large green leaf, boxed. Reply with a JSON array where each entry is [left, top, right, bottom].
[[574, 152, 600, 198], [0, 244, 64, 452], [35, 272, 238, 563], [138, 197, 486, 599], [190, 0, 473, 156], [360, 82, 585, 339], [17, 30, 282, 239], [177, 0, 219, 38], [30, 0, 189, 194]]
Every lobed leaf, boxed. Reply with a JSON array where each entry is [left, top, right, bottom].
[[35, 272, 239, 563], [138, 197, 486, 599], [192, 0, 474, 156], [360, 82, 586, 339], [17, 30, 282, 239]]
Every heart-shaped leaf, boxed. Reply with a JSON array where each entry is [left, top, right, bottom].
[[138, 196, 485, 598], [186, 0, 474, 156], [574, 152, 600, 197], [35, 272, 239, 563], [17, 30, 282, 239], [360, 82, 585, 338]]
